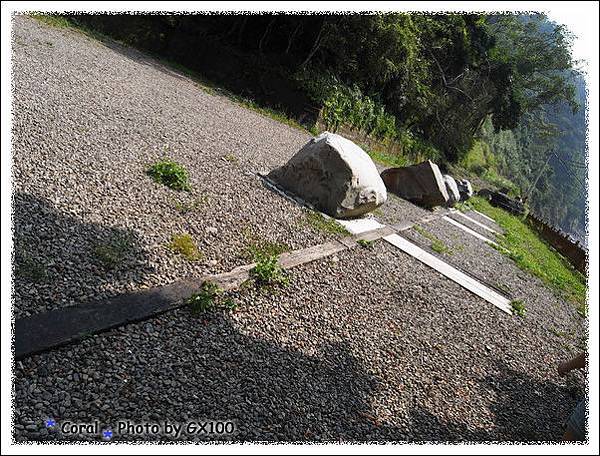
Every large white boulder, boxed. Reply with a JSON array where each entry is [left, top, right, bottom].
[[443, 174, 461, 206], [268, 132, 387, 218]]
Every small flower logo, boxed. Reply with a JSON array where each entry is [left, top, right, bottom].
[[44, 418, 56, 428], [102, 428, 113, 440]]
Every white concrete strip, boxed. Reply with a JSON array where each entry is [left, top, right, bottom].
[[383, 233, 512, 314], [337, 217, 386, 234], [452, 211, 500, 235], [472, 209, 496, 224], [443, 216, 498, 247]]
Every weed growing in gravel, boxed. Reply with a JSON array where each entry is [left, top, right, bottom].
[[174, 195, 210, 214], [223, 153, 239, 163], [245, 239, 291, 262], [357, 239, 374, 249], [147, 159, 191, 191], [187, 281, 238, 314], [94, 236, 132, 269], [430, 239, 452, 255], [305, 211, 349, 236], [168, 234, 202, 261], [510, 299, 527, 318], [250, 255, 290, 288], [187, 281, 220, 314], [413, 225, 452, 255], [468, 196, 587, 312], [15, 253, 48, 282]]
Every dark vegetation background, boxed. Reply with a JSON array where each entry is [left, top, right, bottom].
[[68, 13, 588, 243]]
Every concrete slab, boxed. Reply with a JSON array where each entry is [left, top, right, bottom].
[[442, 216, 498, 246], [451, 210, 500, 235]]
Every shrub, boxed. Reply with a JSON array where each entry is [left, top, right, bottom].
[[147, 159, 190, 191]]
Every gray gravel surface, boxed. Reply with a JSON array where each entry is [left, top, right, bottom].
[[446, 210, 502, 239], [13, 242, 585, 442], [12, 16, 336, 318], [12, 16, 586, 443], [401, 217, 585, 341]]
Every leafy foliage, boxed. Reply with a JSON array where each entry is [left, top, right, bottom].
[[187, 281, 237, 314], [250, 255, 290, 288], [147, 159, 191, 191]]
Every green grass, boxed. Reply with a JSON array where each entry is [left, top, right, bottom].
[[250, 255, 290, 288], [510, 299, 527, 318], [304, 211, 349, 236], [173, 195, 210, 214], [413, 225, 453, 255], [168, 234, 202, 261], [147, 159, 191, 191], [357, 239, 375, 249], [245, 239, 290, 262], [94, 235, 132, 269], [363, 145, 411, 168], [467, 196, 587, 316], [30, 13, 71, 28], [15, 253, 48, 282], [223, 153, 239, 163]]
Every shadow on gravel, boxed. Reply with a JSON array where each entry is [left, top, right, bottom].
[[480, 359, 583, 442], [14, 310, 583, 443], [12, 192, 154, 316]]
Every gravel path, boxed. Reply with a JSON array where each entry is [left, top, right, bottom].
[[12, 16, 335, 318], [12, 16, 586, 443], [13, 241, 584, 442]]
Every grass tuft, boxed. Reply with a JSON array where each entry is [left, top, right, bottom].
[[510, 299, 527, 318], [94, 235, 132, 269], [147, 159, 191, 191], [305, 211, 349, 236], [168, 234, 202, 261]]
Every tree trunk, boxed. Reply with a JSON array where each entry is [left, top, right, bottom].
[[259, 17, 276, 55], [300, 19, 326, 68], [285, 22, 302, 54]]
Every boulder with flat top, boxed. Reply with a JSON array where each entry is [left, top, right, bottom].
[[380, 160, 449, 207], [268, 132, 387, 219]]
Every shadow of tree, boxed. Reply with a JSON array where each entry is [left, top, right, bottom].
[[12, 192, 155, 317]]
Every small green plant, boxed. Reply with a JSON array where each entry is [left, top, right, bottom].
[[187, 281, 220, 314], [250, 255, 290, 288], [223, 153, 238, 163], [147, 159, 191, 191], [430, 239, 452, 255], [174, 195, 210, 214], [357, 239, 374, 249], [168, 234, 202, 261], [305, 211, 349, 236], [15, 253, 48, 282], [94, 235, 132, 269], [223, 297, 238, 312], [308, 124, 320, 136], [510, 299, 527, 317], [413, 225, 452, 255], [245, 239, 290, 262]]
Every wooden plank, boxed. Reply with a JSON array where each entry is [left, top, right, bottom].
[[442, 216, 498, 246], [382, 233, 512, 314], [279, 241, 347, 268]]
